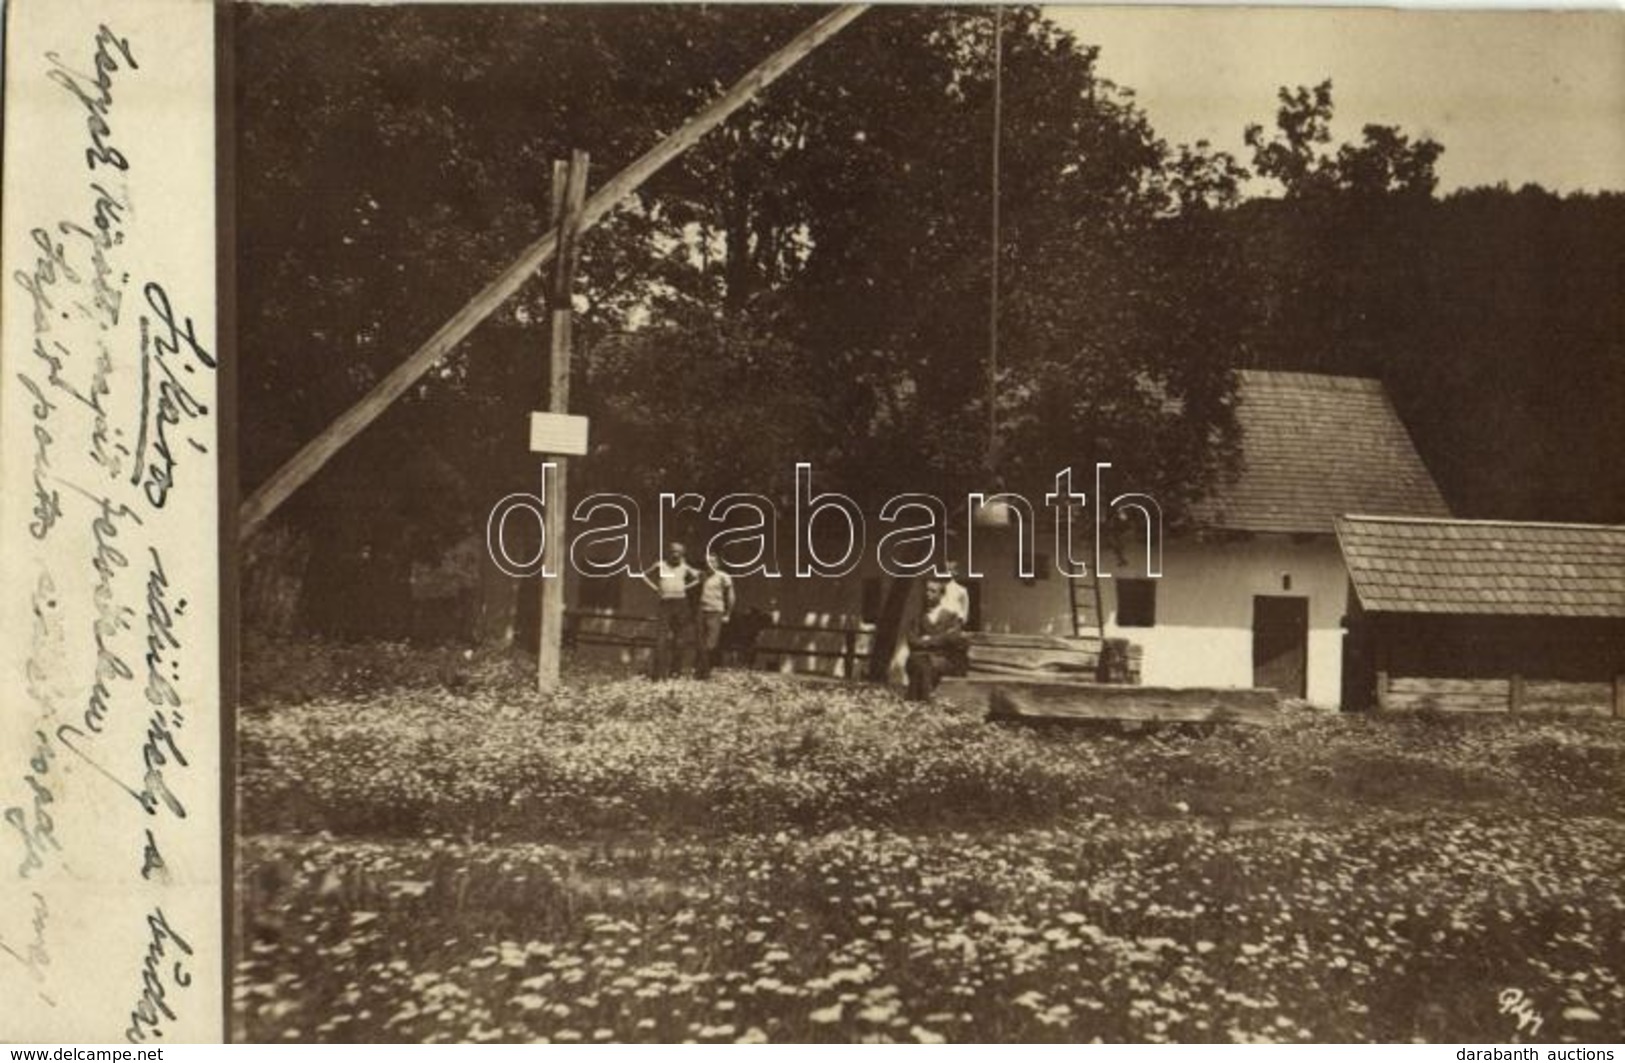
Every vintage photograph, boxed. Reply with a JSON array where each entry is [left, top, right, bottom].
[[230, 3, 1625, 1043]]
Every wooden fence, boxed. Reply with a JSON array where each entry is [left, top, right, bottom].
[[565, 610, 1143, 683], [1381, 674, 1624, 717], [567, 609, 873, 677]]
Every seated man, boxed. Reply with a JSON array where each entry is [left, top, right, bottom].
[[905, 578, 968, 702]]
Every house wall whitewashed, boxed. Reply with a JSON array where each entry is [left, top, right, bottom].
[[1102, 535, 1349, 707]]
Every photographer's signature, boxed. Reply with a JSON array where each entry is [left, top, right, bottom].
[[1499, 988, 1545, 1038]]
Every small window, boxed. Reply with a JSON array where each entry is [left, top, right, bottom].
[[1116, 578, 1157, 628], [577, 575, 623, 611]]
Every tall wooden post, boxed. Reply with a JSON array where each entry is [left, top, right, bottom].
[[538, 151, 590, 691]]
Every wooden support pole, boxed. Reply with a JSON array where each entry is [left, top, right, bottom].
[[1090, 566, 1107, 645], [237, 5, 868, 541], [1374, 631, 1390, 712], [538, 152, 590, 692]]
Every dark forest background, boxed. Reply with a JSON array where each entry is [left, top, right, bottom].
[[234, 5, 1625, 642]]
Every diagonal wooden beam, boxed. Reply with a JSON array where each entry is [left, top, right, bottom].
[[239, 4, 870, 541]]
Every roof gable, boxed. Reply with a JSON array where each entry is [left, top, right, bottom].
[[1191, 370, 1451, 534], [1337, 515, 1625, 618]]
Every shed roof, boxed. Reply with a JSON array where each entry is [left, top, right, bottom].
[[1336, 515, 1625, 618], [1191, 370, 1450, 534]]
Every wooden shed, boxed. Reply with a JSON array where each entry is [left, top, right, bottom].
[[1336, 516, 1625, 716]]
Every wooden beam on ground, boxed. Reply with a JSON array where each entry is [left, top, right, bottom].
[[237, 4, 871, 541], [943, 677, 1281, 726]]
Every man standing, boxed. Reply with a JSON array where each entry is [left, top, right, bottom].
[[643, 542, 700, 679], [694, 550, 735, 679]]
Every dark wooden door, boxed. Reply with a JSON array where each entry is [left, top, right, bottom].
[[1253, 595, 1308, 698]]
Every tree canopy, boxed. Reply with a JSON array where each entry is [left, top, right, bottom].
[[236, 6, 1623, 639], [239, 3, 1248, 633], [1231, 82, 1623, 524]]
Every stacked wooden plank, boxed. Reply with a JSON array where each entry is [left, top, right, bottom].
[[962, 631, 1103, 678], [959, 631, 1141, 683]]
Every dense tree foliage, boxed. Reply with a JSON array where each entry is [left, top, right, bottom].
[[1231, 83, 1624, 523], [1245, 80, 1444, 201], [235, 7, 1622, 640], [238, 4, 1248, 634]]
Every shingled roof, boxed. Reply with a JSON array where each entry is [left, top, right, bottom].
[[1191, 371, 1450, 534], [1337, 515, 1625, 618]]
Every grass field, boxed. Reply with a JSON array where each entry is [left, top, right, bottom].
[[234, 639, 1625, 1043]]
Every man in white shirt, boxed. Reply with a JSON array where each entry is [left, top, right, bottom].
[[642, 542, 700, 678]]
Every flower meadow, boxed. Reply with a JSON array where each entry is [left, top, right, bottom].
[[235, 638, 1625, 1043]]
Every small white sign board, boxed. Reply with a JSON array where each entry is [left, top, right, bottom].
[[529, 411, 591, 455]]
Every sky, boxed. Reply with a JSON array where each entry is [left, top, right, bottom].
[[1044, 7, 1625, 195]]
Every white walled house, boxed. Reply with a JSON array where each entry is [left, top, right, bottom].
[[1103, 536, 1352, 703], [1099, 371, 1452, 707]]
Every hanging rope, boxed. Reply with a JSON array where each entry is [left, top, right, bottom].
[[986, 4, 1004, 477]]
